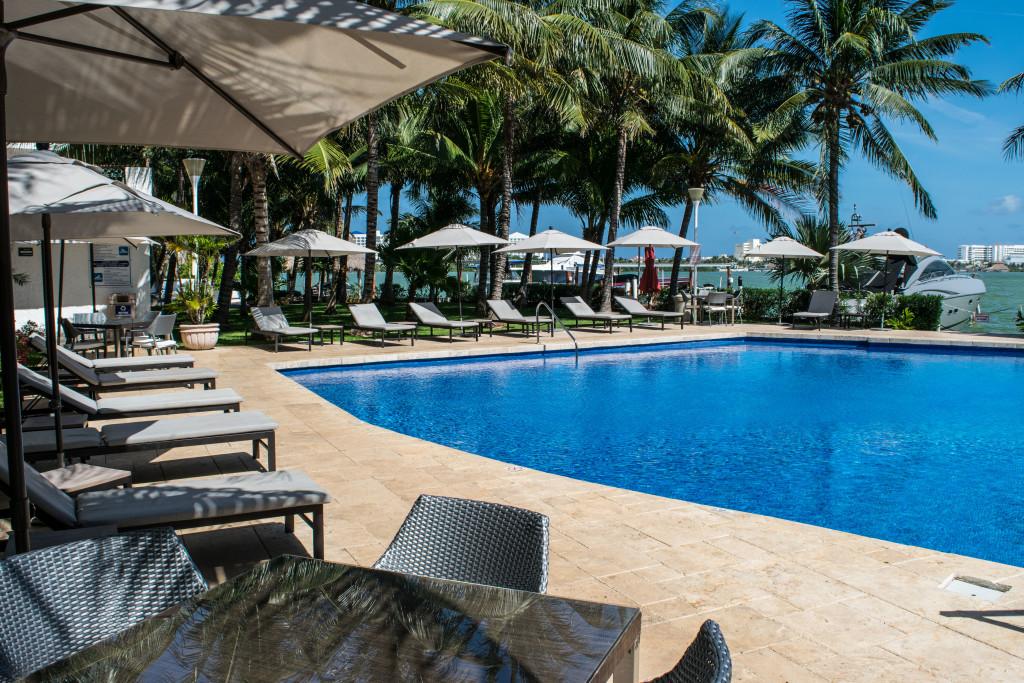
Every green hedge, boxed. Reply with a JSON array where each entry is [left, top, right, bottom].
[[736, 288, 941, 330], [863, 292, 942, 331]]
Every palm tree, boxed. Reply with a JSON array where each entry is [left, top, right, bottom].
[[769, 214, 876, 288], [244, 153, 275, 306], [753, 0, 990, 290], [213, 152, 247, 327], [362, 111, 381, 303], [999, 70, 1024, 158]]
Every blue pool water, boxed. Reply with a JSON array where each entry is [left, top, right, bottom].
[[285, 341, 1024, 567]]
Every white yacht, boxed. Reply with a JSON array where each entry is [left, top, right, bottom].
[[862, 254, 985, 330]]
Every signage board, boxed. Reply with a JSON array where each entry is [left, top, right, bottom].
[[92, 244, 131, 288]]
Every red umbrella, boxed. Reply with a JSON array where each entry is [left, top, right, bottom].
[[639, 246, 661, 294]]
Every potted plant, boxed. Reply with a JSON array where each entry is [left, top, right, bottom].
[[173, 237, 224, 350]]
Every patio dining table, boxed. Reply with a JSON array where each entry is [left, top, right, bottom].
[[77, 318, 151, 357], [33, 555, 643, 682]]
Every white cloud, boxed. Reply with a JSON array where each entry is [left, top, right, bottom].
[[925, 99, 989, 126], [980, 194, 1023, 215]]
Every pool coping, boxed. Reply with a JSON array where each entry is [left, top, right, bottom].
[[267, 328, 1024, 372]]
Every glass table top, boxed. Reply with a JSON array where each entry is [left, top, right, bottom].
[[34, 556, 641, 682]]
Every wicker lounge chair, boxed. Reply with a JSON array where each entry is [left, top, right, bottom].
[[791, 290, 838, 330], [42, 338, 196, 372], [645, 620, 732, 683], [18, 364, 242, 420], [0, 527, 207, 681], [0, 444, 331, 560], [374, 494, 549, 593], [485, 300, 553, 335], [559, 296, 632, 333], [13, 409, 278, 471], [248, 306, 320, 352], [348, 304, 416, 347], [614, 295, 685, 329], [408, 302, 480, 342], [30, 334, 217, 395]]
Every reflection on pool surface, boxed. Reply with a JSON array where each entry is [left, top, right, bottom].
[[285, 341, 1024, 566]]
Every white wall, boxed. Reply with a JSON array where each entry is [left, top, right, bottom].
[[12, 242, 151, 331]]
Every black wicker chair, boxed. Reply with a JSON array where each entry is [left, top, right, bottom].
[[0, 527, 207, 681], [646, 620, 732, 683], [374, 494, 549, 593]]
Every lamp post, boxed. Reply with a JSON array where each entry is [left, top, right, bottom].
[[182, 158, 206, 281], [687, 187, 704, 293]]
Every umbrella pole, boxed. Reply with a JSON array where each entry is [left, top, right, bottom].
[[777, 257, 786, 325], [880, 251, 889, 330], [637, 246, 641, 300], [0, 62, 32, 553], [57, 240, 65, 326], [456, 248, 463, 320], [549, 249, 554, 337], [39, 218, 65, 467]]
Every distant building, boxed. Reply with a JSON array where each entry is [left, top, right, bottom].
[[957, 243, 1024, 264], [734, 238, 763, 261], [350, 230, 387, 249], [509, 231, 529, 245]]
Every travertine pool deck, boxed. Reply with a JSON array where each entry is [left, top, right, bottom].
[[39, 324, 1024, 680]]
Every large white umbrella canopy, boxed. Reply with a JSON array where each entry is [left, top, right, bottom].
[[9, 150, 237, 472], [9, 151, 236, 239], [6, 0, 506, 157], [832, 230, 940, 257], [748, 236, 824, 325], [245, 228, 374, 258], [605, 225, 698, 249], [495, 229, 606, 313], [397, 224, 509, 250], [747, 236, 824, 259], [606, 226, 699, 295], [397, 224, 507, 319]]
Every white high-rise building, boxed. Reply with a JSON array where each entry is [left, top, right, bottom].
[[349, 231, 387, 249], [734, 238, 763, 261], [956, 243, 1024, 263]]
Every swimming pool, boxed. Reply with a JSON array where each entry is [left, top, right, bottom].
[[285, 341, 1024, 567]]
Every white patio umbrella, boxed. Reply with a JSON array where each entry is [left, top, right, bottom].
[[833, 231, 939, 328], [9, 150, 238, 468], [246, 228, 375, 326], [494, 229, 606, 314], [747, 237, 825, 324], [606, 225, 698, 295], [0, 1, 505, 552], [398, 224, 509, 319]]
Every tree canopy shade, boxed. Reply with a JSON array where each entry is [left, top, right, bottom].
[[752, 0, 991, 290]]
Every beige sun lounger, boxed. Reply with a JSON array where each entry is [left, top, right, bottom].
[[485, 300, 553, 335], [18, 364, 242, 420], [614, 296, 686, 329], [408, 302, 479, 342], [559, 296, 633, 333], [0, 443, 330, 559], [30, 334, 217, 395], [11, 410, 277, 471], [348, 304, 416, 347], [792, 290, 838, 330], [248, 306, 320, 352]]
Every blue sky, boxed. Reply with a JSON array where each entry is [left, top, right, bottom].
[[372, 0, 1024, 259]]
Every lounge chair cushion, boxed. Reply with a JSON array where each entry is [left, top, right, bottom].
[[0, 444, 78, 527], [95, 367, 218, 387], [409, 304, 478, 329], [561, 296, 630, 321], [486, 300, 553, 324], [91, 354, 196, 370], [261, 326, 317, 336], [11, 428, 104, 454], [100, 411, 277, 447], [349, 304, 416, 331], [792, 311, 830, 319], [18, 364, 98, 414], [614, 296, 683, 318], [94, 389, 243, 416], [39, 464, 132, 495], [76, 470, 331, 527]]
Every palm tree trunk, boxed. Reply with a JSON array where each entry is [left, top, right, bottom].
[[517, 187, 542, 306], [246, 154, 273, 307], [600, 124, 629, 312], [162, 253, 177, 304], [152, 242, 168, 302], [382, 180, 401, 304], [491, 93, 516, 302], [302, 256, 314, 322], [669, 200, 694, 297], [362, 112, 380, 302], [214, 152, 245, 328], [475, 195, 490, 315], [828, 124, 841, 291]]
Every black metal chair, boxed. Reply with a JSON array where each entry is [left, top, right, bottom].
[[374, 494, 549, 593], [0, 527, 207, 681], [645, 620, 732, 683]]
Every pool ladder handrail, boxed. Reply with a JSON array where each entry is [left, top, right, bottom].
[[535, 301, 578, 359]]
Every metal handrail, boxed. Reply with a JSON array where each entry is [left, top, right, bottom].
[[535, 301, 578, 359]]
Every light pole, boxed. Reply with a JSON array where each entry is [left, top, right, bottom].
[[687, 187, 704, 292], [182, 158, 206, 281]]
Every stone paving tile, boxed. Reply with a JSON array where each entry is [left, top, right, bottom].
[[20, 324, 1022, 681]]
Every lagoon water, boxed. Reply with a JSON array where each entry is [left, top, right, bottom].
[[287, 341, 1024, 566]]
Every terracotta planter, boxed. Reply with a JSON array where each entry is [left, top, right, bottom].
[[179, 323, 220, 350]]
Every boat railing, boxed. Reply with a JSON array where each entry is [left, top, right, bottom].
[[535, 301, 578, 360]]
